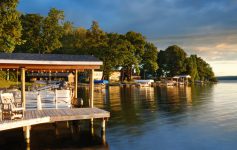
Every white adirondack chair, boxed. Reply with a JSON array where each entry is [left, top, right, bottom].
[[55, 90, 72, 108], [0, 93, 24, 120]]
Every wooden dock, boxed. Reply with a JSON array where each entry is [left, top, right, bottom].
[[0, 107, 110, 131]]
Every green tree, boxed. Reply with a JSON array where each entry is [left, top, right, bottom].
[[140, 42, 158, 79], [41, 8, 64, 54], [110, 34, 137, 81], [73, 27, 87, 53], [15, 14, 43, 53], [157, 45, 187, 77], [100, 33, 122, 79], [84, 21, 108, 56], [55, 21, 75, 54], [196, 56, 216, 81], [0, 0, 22, 53], [157, 50, 167, 77], [84, 21, 109, 79], [185, 55, 199, 81], [124, 31, 146, 79]]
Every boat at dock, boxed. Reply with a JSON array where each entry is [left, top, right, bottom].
[[134, 80, 154, 87]]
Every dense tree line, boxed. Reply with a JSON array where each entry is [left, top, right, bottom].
[[0, 0, 22, 53], [14, 8, 158, 80], [0, 1, 216, 82], [157, 45, 216, 82]]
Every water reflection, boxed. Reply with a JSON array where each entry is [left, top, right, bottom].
[[0, 122, 109, 150], [2, 82, 237, 149]]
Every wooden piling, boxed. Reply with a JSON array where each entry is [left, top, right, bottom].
[[74, 69, 78, 99], [101, 118, 106, 132], [24, 126, 31, 144], [21, 67, 26, 110], [89, 69, 94, 108]]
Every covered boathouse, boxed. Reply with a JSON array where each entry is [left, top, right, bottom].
[[0, 53, 110, 143]]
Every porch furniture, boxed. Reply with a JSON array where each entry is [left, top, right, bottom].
[[0, 93, 24, 120]]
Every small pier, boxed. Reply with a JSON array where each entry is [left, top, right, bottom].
[[0, 107, 110, 131], [0, 53, 110, 145], [0, 107, 110, 144]]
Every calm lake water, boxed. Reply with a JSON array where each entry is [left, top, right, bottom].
[[1, 80, 237, 150]]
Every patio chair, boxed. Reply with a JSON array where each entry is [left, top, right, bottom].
[[55, 90, 72, 108], [0, 93, 24, 120]]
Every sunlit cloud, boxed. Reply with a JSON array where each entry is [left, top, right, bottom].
[[209, 61, 237, 76], [153, 30, 237, 62]]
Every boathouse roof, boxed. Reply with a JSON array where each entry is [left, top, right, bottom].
[[0, 53, 102, 70], [173, 75, 191, 78]]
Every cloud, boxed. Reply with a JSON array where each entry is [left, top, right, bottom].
[[152, 30, 237, 61], [209, 60, 237, 76], [18, 0, 237, 73], [18, 0, 237, 36]]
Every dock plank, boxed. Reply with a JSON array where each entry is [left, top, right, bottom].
[[0, 107, 110, 131]]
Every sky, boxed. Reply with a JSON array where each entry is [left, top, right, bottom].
[[18, 0, 237, 76]]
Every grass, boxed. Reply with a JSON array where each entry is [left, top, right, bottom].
[[0, 80, 19, 88], [0, 79, 33, 89]]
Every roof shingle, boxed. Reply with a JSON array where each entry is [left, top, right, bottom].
[[0, 53, 100, 62]]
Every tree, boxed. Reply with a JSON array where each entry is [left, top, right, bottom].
[[55, 21, 75, 54], [185, 55, 199, 81], [84, 21, 108, 56], [157, 50, 167, 77], [157, 45, 216, 82], [196, 56, 216, 81], [0, 0, 22, 53], [124, 31, 146, 79], [140, 42, 158, 79], [41, 8, 64, 54], [157, 45, 187, 77], [100, 33, 121, 79], [15, 14, 43, 53], [109, 34, 137, 81], [83, 21, 109, 79]]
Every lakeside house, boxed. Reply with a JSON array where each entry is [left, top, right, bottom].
[[28, 72, 75, 84], [94, 71, 103, 80], [109, 71, 121, 82]]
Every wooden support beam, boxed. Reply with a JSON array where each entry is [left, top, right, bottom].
[[89, 69, 94, 108], [101, 131, 106, 145], [23, 126, 31, 144], [37, 94, 42, 110], [90, 118, 94, 136], [74, 69, 78, 99], [0, 64, 100, 70], [101, 118, 106, 132], [21, 67, 26, 110]]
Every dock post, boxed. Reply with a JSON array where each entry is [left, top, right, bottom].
[[89, 69, 94, 108], [66, 121, 70, 128], [74, 69, 78, 99], [37, 94, 42, 110], [101, 118, 106, 133], [90, 118, 94, 135], [21, 67, 26, 110], [54, 123, 59, 136], [101, 118, 106, 145], [23, 126, 31, 144], [102, 131, 106, 145]]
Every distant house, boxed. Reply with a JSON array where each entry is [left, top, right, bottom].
[[27, 72, 75, 84], [94, 71, 103, 80], [109, 71, 121, 82]]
